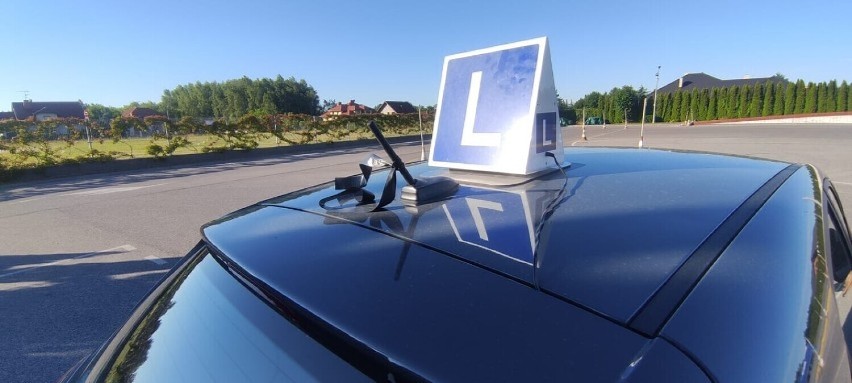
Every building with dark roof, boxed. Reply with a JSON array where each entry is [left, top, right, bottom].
[[10, 100, 85, 121], [0, 111, 15, 120], [656, 73, 784, 96], [377, 101, 417, 115], [321, 100, 374, 120], [122, 107, 162, 119]]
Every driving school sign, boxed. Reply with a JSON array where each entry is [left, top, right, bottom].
[[430, 37, 563, 175]]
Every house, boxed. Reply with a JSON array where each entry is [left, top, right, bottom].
[[0, 111, 14, 120], [122, 107, 163, 119], [122, 107, 167, 136], [321, 100, 374, 120], [377, 101, 417, 115], [655, 73, 783, 96], [10, 100, 85, 121]]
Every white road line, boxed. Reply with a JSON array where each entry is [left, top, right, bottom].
[[144, 255, 167, 266], [833, 181, 852, 186], [571, 127, 630, 146], [66, 183, 166, 196], [0, 244, 136, 279], [110, 269, 168, 281]]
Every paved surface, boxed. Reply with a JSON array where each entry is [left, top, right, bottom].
[[1, 124, 851, 382], [569, 123, 852, 209], [0, 142, 427, 383]]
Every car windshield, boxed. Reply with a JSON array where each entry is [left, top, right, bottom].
[[96, 252, 371, 382]]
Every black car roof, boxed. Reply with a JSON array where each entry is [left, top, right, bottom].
[[204, 147, 793, 325], [201, 147, 792, 379], [221, 147, 787, 322], [203, 205, 655, 381]]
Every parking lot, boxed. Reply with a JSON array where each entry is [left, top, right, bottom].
[[1, 123, 852, 382]]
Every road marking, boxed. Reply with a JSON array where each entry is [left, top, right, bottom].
[[834, 181, 852, 186], [571, 127, 629, 146], [110, 269, 168, 281], [144, 255, 167, 266], [0, 245, 136, 279], [66, 183, 165, 196]]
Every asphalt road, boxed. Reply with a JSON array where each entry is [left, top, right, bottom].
[[1, 123, 851, 382], [570, 122, 852, 208]]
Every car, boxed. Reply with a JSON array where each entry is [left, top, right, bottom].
[[584, 116, 608, 125], [59, 135, 852, 382], [58, 37, 852, 382]]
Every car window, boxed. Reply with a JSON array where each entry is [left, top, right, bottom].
[[826, 182, 851, 236], [825, 193, 852, 290], [98, 253, 371, 382]]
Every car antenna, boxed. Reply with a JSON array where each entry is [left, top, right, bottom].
[[368, 120, 458, 209]]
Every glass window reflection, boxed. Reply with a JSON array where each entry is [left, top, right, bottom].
[[101, 254, 371, 383]]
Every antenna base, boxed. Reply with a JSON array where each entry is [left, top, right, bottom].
[[400, 176, 459, 206]]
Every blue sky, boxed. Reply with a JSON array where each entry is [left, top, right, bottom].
[[1, 0, 850, 111]]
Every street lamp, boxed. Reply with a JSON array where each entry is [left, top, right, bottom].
[[652, 66, 661, 124]]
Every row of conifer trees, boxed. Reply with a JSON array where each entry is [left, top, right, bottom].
[[654, 80, 851, 122]]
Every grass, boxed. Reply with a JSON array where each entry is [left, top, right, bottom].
[[0, 129, 415, 166], [58, 134, 288, 158]]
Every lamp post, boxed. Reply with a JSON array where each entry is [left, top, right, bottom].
[[652, 66, 661, 124]]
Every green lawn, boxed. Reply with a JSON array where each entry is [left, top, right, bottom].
[[1, 134, 282, 161], [0, 129, 415, 167], [63, 134, 290, 157]]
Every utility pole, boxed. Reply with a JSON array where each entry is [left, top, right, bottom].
[[652, 66, 661, 124], [639, 97, 647, 147], [418, 106, 425, 161]]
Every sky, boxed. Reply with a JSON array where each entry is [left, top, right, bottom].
[[1, 0, 850, 111]]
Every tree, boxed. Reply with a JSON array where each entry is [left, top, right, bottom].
[[161, 75, 320, 119], [805, 82, 817, 113], [839, 81, 849, 112], [670, 91, 682, 122], [659, 93, 671, 122], [726, 86, 739, 119], [85, 104, 122, 124], [557, 97, 576, 124], [122, 101, 160, 112], [678, 90, 690, 121], [784, 82, 796, 115], [697, 89, 709, 120], [771, 72, 789, 83], [160, 90, 179, 118], [321, 99, 339, 112], [762, 82, 775, 117], [817, 82, 828, 113], [827, 80, 837, 113], [749, 83, 763, 118], [794, 80, 807, 114], [717, 87, 728, 120], [772, 83, 785, 115], [614, 86, 637, 124], [848, 81, 852, 111], [737, 85, 751, 118], [707, 88, 718, 120], [688, 89, 699, 121]]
